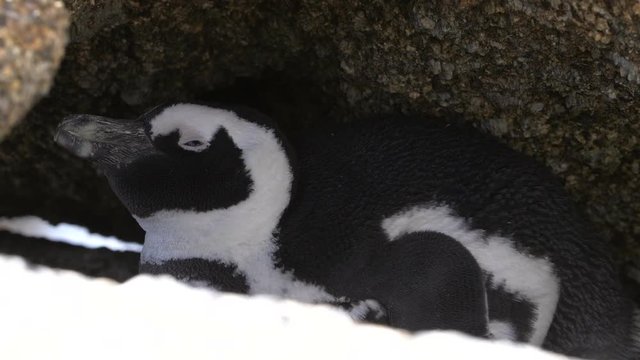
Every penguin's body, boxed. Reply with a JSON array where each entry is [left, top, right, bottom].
[[55, 103, 638, 359]]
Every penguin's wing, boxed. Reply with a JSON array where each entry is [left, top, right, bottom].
[[363, 231, 489, 337]]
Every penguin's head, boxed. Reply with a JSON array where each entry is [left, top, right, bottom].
[[55, 103, 292, 219]]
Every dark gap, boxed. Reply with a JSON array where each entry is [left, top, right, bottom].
[[0, 231, 139, 282], [194, 69, 342, 133]]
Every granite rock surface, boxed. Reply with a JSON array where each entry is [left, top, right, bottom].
[[0, 0, 68, 139]]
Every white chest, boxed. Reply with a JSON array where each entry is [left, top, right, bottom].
[[138, 210, 338, 303]]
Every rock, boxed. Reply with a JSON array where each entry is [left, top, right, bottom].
[[0, 255, 572, 360], [0, 0, 68, 140], [0, 1, 638, 269]]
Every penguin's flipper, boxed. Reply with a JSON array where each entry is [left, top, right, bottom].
[[365, 231, 488, 337], [140, 258, 249, 293]]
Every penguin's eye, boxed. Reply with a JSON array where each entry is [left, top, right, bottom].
[[178, 139, 209, 152], [183, 140, 204, 147]]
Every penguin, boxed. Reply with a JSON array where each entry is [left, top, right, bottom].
[[55, 103, 639, 359]]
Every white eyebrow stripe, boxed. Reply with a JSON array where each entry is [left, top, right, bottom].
[[149, 104, 225, 142]]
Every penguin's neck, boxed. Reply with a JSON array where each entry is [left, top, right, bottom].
[[136, 137, 335, 302], [136, 131, 294, 283]]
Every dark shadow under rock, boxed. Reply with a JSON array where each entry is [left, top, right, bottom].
[[0, 231, 139, 281]]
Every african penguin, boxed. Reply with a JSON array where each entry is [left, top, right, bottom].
[[55, 103, 639, 359]]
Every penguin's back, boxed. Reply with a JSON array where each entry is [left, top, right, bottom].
[[279, 117, 599, 271], [276, 116, 634, 358]]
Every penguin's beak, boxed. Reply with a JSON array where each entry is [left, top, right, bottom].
[[55, 114, 104, 159], [55, 114, 153, 168]]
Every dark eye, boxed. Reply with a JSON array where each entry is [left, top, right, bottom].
[[183, 140, 204, 147]]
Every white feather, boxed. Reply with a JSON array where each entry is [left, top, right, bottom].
[[348, 299, 386, 321], [489, 321, 517, 341]]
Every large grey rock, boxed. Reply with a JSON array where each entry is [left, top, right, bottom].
[[0, 1, 638, 269], [0, 0, 68, 140]]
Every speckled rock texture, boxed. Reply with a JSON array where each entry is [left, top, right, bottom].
[[0, 1, 638, 270], [0, 0, 68, 140]]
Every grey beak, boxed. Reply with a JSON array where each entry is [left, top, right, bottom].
[[55, 114, 102, 158], [54, 114, 151, 166]]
